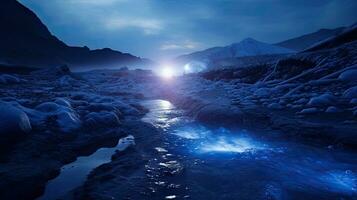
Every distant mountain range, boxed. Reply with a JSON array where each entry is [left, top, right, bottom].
[[176, 38, 294, 65], [304, 24, 357, 52], [175, 23, 356, 71], [0, 0, 152, 70], [275, 27, 346, 51]]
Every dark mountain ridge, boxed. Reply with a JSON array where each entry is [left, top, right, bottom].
[[275, 27, 346, 51], [0, 0, 152, 70]]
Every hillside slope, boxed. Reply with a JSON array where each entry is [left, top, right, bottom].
[[275, 27, 345, 51], [0, 0, 151, 70]]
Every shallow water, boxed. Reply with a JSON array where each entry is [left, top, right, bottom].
[[38, 99, 357, 200], [37, 135, 135, 200], [141, 99, 357, 200]]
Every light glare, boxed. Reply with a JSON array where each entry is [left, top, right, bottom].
[[160, 67, 174, 79]]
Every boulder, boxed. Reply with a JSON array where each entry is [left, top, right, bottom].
[[267, 103, 284, 110], [308, 93, 336, 107], [343, 86, 357, 99], [0, 103, 31, 141], [84, 111, 121, 128], [0, 74, 21, 84], [299, 107, 319, 114], [254, 88, 270, 98], [325, 106, 341, 113], [338, 69, 357, 83], [34, 101, 81, 132]]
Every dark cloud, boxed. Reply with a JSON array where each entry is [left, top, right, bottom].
[[19, 0, 357, 60]]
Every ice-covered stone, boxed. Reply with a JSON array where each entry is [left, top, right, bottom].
[[0, 74, 21, 84], [267, 103, 283, 110], [343, 86, 357, 99], [299, 107, 319, 114], [34, 101, 81, 132], [56, 110, 81, 132], [350, 98, 357, 104], [35, 102, 61, 112], [54, 98, 72, 108], [0, 103, 32, 139], [338, 69, 357, 83], [84, 111, 121, 128], [254, 88, 270, 98], [325, 106, 340, 113], [308, 93, 336, 107]]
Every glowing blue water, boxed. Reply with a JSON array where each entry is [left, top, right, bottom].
[[142, 100, 357, 199]]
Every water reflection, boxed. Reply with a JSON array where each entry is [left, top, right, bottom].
[[38, 135, 135, 200], [141, 100, 357, 198]]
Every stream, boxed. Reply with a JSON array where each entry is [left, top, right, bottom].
[[38, 99, 357, 200]]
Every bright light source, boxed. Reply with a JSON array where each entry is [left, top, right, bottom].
[[184, 64, 190, 73], [160, 67, 174, 79]]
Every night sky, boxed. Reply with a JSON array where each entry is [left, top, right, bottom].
[[19, 0, 357, 61]]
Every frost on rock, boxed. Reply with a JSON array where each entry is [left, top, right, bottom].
[[299, 107, 319, 114], [343, 86, 357, 99], [308, 94, 336, 107], [267, 103, 284, 110], [34, 101, 81, 132], [338, 69, 357, 83], [84, 111, 121, 128], [350, 98, 357, 104], [254, 88, 271, 98], [0, 74, 22, 84], [58, 75, 76, 87], [0, 103, 32, 141], [325, 106, 340, 113]]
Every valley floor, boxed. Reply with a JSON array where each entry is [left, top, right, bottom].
[[0, 42, 357, 200]]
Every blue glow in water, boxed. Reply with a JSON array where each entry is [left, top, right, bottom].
[[141, 100, 357, 198], [319, 170, 357, 194], [172, 125, 266, 154]]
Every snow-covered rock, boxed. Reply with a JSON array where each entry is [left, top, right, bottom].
[[299, 107, 319, 114], [32, 65, 71, 77], [56, 110, 81, 132], [294, 98, 308, 104], [343, 86, 357, 99], [254, 88, 270, 98], [338, 69, 357, 83], [54, 98, 72, 108], [325, 106, 341, 113], [267, 103, 283, 110], [84, 111, 120, 128], [0, 103, 32, 139], [58, 75, 76, 87], [350, 98, 357, 104], [0, 74, 21, 84], [308, 93, 336, 107], [86, 103, 122, 117], [34, 101, 80, 132]]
